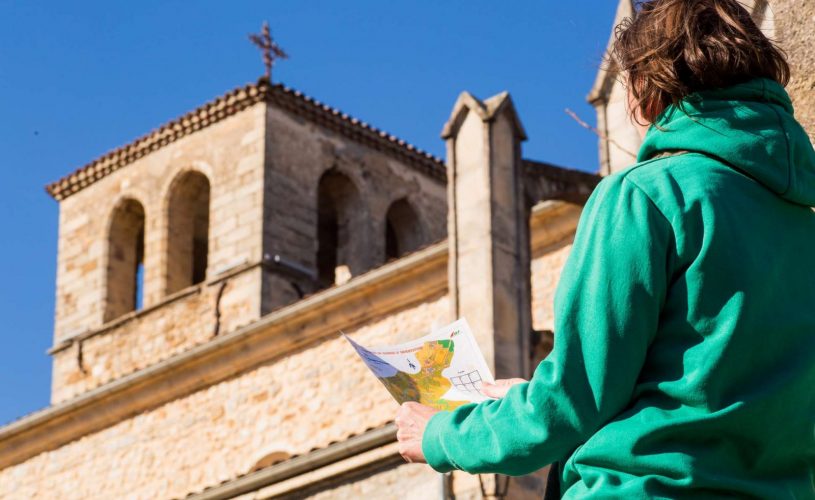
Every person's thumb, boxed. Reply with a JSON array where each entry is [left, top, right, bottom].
[[481, 378, 527, 399]]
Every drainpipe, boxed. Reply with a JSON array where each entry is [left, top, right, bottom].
[[439, 472, 453, 500]]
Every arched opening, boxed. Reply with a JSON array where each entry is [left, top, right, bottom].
[[166, 171, 211, 295], [105, 198, 146, 322], [385, 198, 424, 261], [316, 169, 360, 289]]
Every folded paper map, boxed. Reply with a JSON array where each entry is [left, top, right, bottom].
[[344, 318, 495, 411]]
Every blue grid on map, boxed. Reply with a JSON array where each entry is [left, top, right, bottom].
[[450, 371, 483, 393]]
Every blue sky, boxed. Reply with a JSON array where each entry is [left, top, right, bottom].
[[0, 1, 618, 425]]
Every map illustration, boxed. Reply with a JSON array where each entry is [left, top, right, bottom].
[[345, 318, 495, 411]]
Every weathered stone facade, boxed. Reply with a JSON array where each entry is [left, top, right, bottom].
[[0, 70, 595, 499], [772, 0, 815, 139], [47, 82, 448, 406], [260, 98, 447, 313], [1, 294, 450, 499], [0, 208, 575, 499], [52, 102, 267, 344]]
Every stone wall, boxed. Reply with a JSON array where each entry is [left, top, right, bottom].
[[36, 73, 582, 498], [4, 210, 578, 499], [771, 0, 815, 139], [0, 295, 450, 500], [260, 103, 448, 313], [530, 236, 574, 334], [53, 103, 267, 344], [50, 91, 449, 405], [528, 201, 582, 338], [50, 268, 261, 404]]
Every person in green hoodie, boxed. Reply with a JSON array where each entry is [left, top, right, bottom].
[[394, 0, 815, 497]]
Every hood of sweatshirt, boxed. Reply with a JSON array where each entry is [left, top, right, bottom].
[[637, 78, 815, 206]]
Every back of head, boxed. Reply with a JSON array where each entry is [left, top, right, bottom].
[[612, 0, 790, 124]]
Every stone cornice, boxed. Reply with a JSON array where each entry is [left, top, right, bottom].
[[45, 78, 446, 201]]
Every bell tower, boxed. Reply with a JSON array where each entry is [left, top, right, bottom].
[[46, 79, 448, 404]]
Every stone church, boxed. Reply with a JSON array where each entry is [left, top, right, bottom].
[[0, 1, 811, 498]]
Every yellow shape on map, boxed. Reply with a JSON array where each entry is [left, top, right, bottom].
[[379, 340, 467, 411]]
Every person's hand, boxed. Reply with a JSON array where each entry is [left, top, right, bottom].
[[481, 378, 527, 399], [395, 402, 439, 464]]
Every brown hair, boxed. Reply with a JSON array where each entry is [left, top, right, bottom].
[[612, 0, 790, 124]]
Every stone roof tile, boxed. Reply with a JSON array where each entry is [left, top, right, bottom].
[[46, 78, 446, 201]]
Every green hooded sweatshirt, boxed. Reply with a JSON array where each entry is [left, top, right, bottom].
[[422, 78, 815, 498]]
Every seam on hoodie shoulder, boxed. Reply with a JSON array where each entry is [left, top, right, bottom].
[[612, 153, 686, 202], [617, 172, 673, 232], [607, 151, 698, 185], [760, 77, 793, 195], [595, 173, 678, 347], [610, 151, 707, 217], [764, 102, 793, 196], [618, 173, 680, 313], [598, 159, 679, 247], [614, 154, 672, 177], [623, 167, 679, 239]]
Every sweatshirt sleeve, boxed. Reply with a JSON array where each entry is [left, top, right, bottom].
[[421, 174, 674, 476]]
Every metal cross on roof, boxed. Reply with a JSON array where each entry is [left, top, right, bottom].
[[248, 21, 288, 81]]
